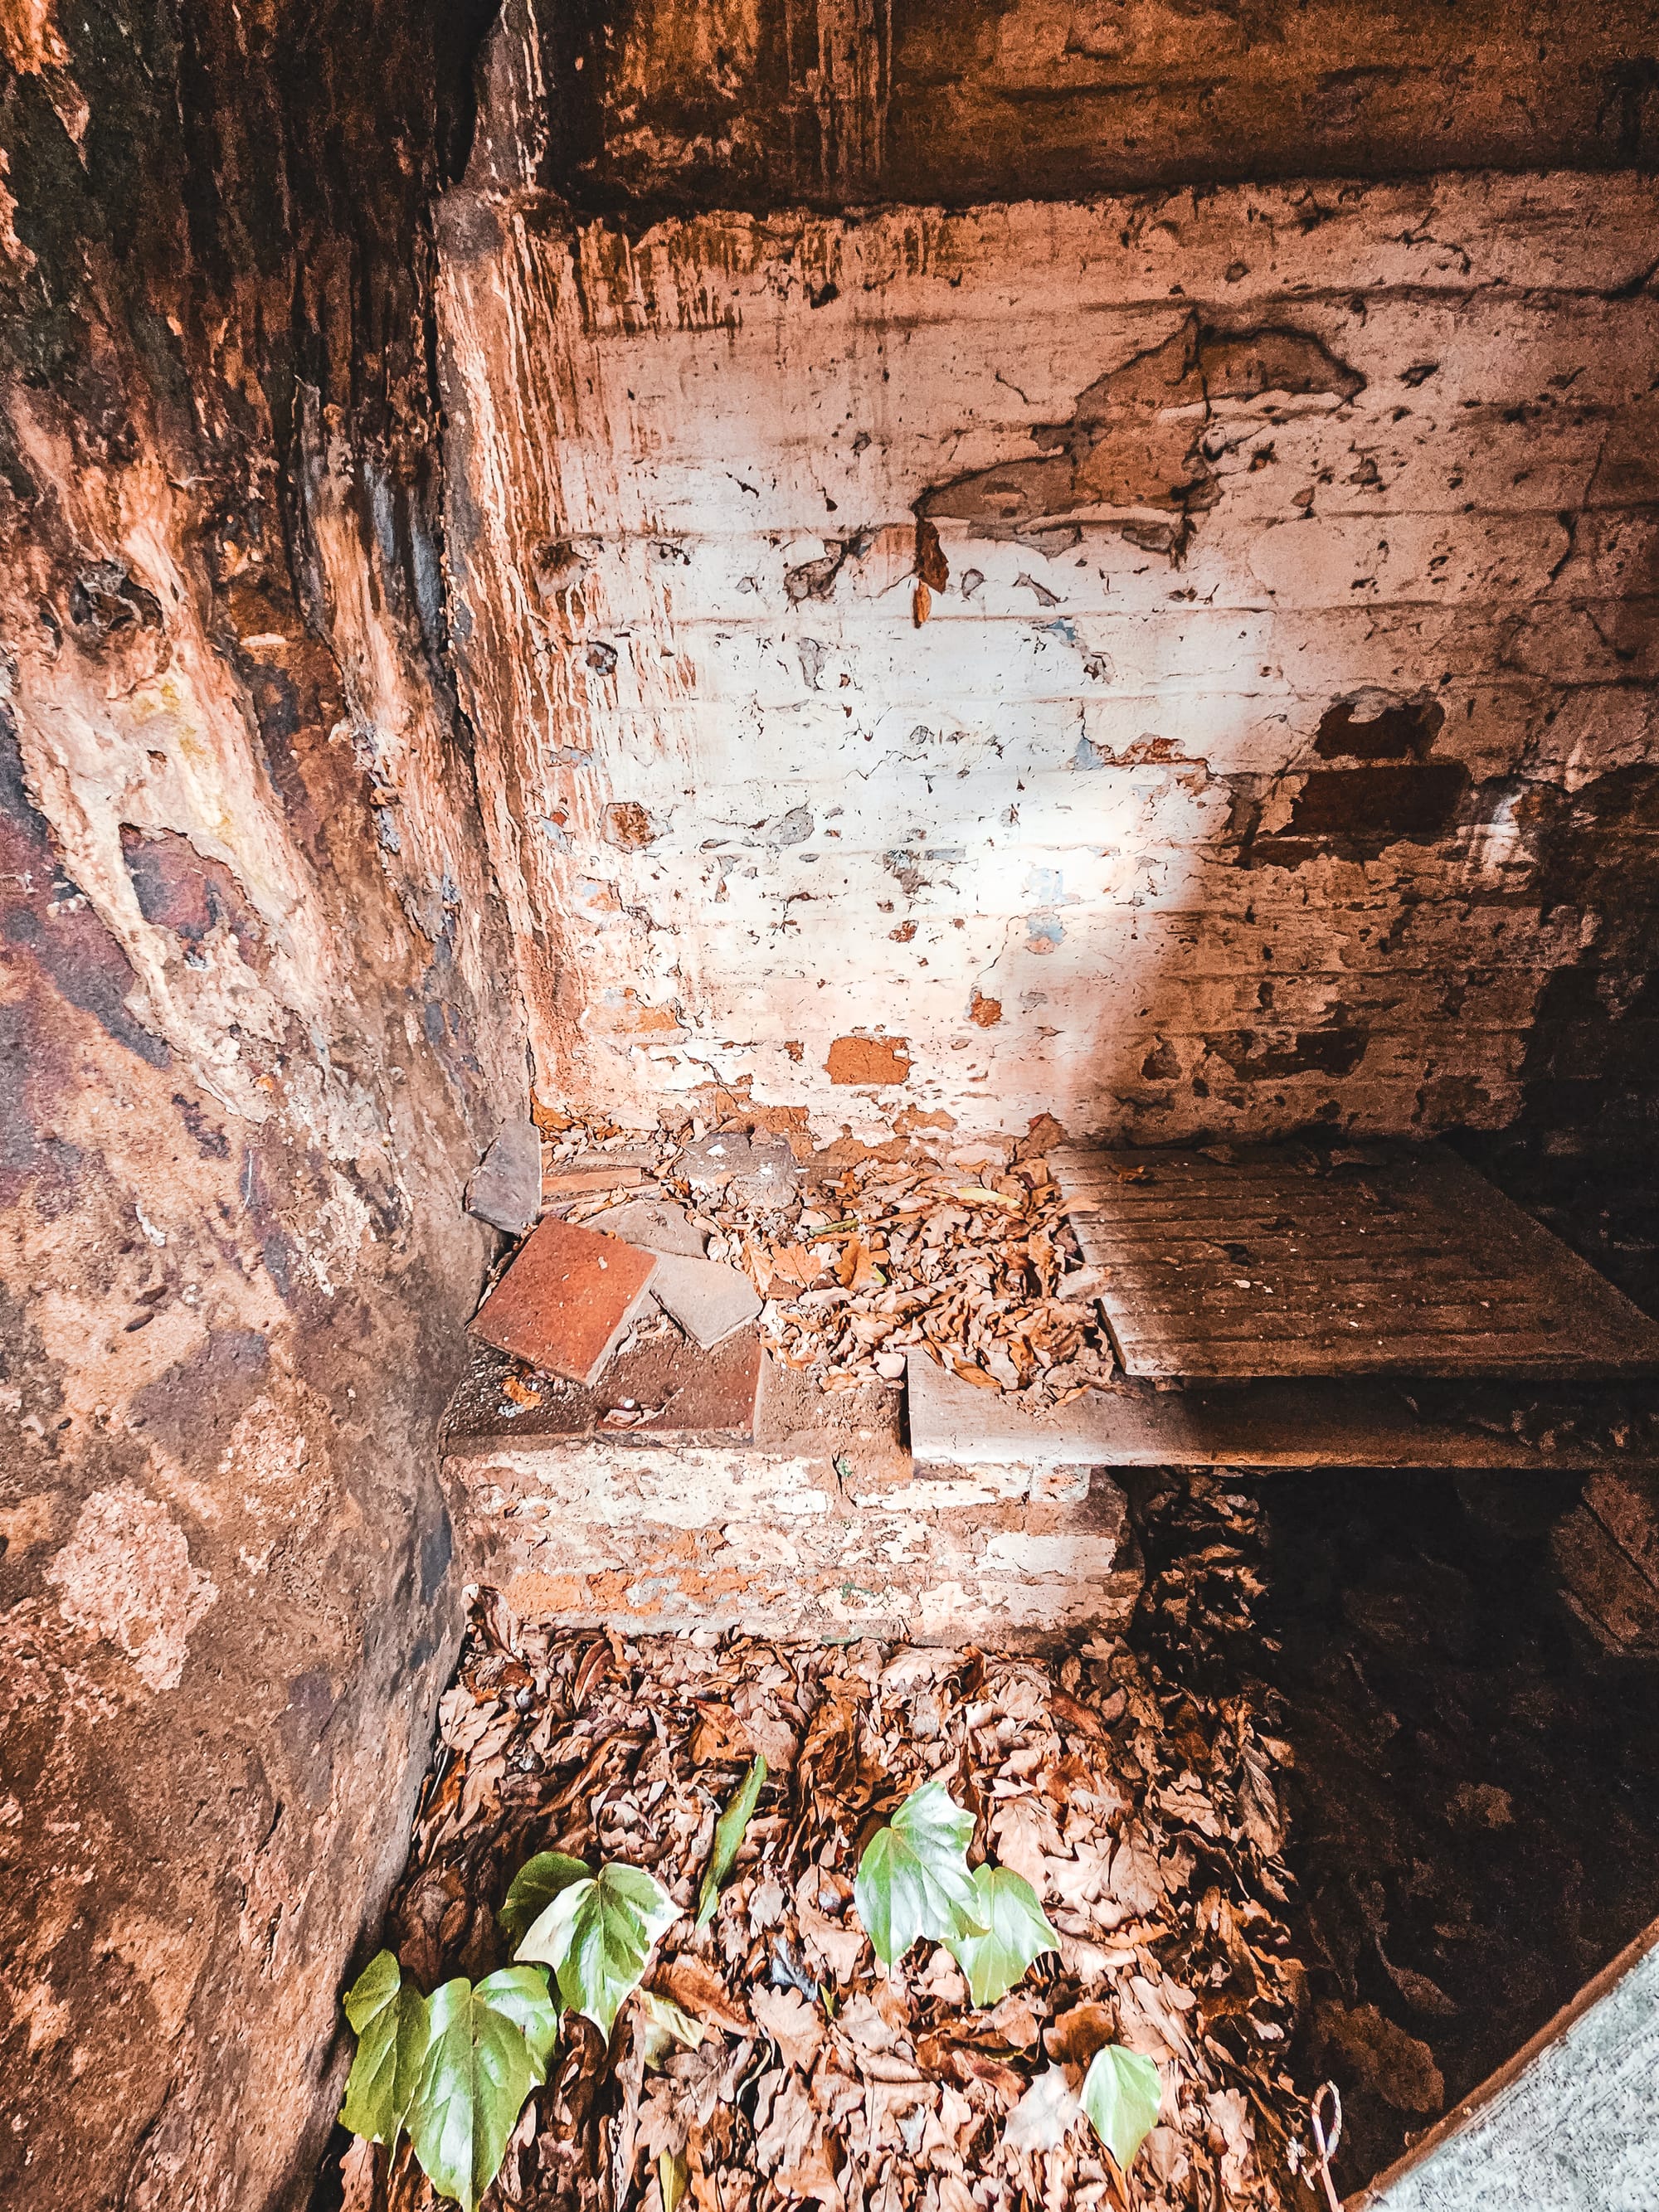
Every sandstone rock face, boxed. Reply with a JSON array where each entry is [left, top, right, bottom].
[[0, 1, 520, 2204]]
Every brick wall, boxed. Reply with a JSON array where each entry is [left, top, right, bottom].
[[440, 163, 1659, 1150]]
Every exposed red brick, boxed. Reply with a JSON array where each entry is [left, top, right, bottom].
[[826, 1033, 911, 1086]]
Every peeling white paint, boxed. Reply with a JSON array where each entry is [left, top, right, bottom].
[[445, 1438, 1137, 1641], [439, 170, 1659, 1140]]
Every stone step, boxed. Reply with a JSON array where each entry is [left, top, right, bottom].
[[440, 1339, 1140, 1645]]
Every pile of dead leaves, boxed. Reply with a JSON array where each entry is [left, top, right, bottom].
[[346, 1594, 1308, 2212], [737, 1153, 1114, 1407], [543, 1112, 1117, 1409]]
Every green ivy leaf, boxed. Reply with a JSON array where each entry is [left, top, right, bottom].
[[696, 1757, 767, 1928], [1079, 2044, 1163, 2172], [474, 1965, 562, 2075], [339, 1950, 431, 2148], [854, 1778, 986, 1968], [515, 1861, 681, 2041], [946, 1864, 1060, 2007], [499, 1850, 591, 1943], [405, 1968, 559, 2212]]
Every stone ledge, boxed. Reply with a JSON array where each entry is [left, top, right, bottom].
[[440, 1383, 1141, 1646]]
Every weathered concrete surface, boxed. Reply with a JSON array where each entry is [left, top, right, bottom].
[[0, 0, 519, 2205], [442, 1343, 1137, 1639], [1358, 1916, 1659, 2212], [437, 31, 1659, 1154], [907, 1354, 1659, 1474]]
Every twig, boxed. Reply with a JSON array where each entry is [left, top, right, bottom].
[[1306, 2082, 1344, 2211]]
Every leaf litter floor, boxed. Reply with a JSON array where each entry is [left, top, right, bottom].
[[316, 1470, 1659, 2212]]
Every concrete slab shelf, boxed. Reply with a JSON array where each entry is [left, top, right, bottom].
[[907, 1351, 1659, 1475]]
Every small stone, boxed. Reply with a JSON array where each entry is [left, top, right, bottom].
[[645, 1250, 763, 1350], [465, 1118, 542, 1232], [598, 1198, 707, 1258], [684, 1131, 799, 1206]]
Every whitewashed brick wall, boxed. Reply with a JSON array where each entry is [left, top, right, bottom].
[[438, 171, 1659, 1141]]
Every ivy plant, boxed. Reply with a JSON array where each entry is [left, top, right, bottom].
[[697, 1757, 767, 1928], [340, 1951, 431, 2150], [406, 1969, 560, 2212], [854, 1778, 987, 1967], [1080, 2043, 1163, 2171], [343, 1845, 679, 2212], [946, 1864, 1059, 2007], [499, 1850, 590, 1945], [514, 1858, 681, 2040], [338, 1952, 558, 2212]]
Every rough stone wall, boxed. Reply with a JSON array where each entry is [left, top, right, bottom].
[[438, 148, 1659, 1150], [0, 1, 519, 2205]]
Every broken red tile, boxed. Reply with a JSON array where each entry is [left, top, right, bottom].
[[469, 1217, 658, 1386], [445, 1319, 767, 1449]]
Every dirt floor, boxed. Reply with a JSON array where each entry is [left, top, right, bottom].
[[316, 1469, 1659, 2212]]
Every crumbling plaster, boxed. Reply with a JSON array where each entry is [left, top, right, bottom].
[[438, 139, 1659, 1145]]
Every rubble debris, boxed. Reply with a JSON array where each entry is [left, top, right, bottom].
[[545, 1163, 649, 1198], [599, 1200, 708, 1259], [683, 1131, 800, 1208], [470, 1218, 659, 1388], [362, 1587, 1306, 2212], [466, 1118, 544, 1233], [595, 1197, 765, 1349], [448, 1317, 767, 1450], [538, 1114, 1117, 1411], [645, 1252, 764, 1351]]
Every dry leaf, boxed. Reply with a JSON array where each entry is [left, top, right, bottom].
[[1044, 2001, 1117, 2066], [1004, 2066, 1082, 2154], [659, 1957, 751, 2037], [338, 2136, 378, 2212], [750, 1986, 826, 2073], [689, 1706, 752, 1764]]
